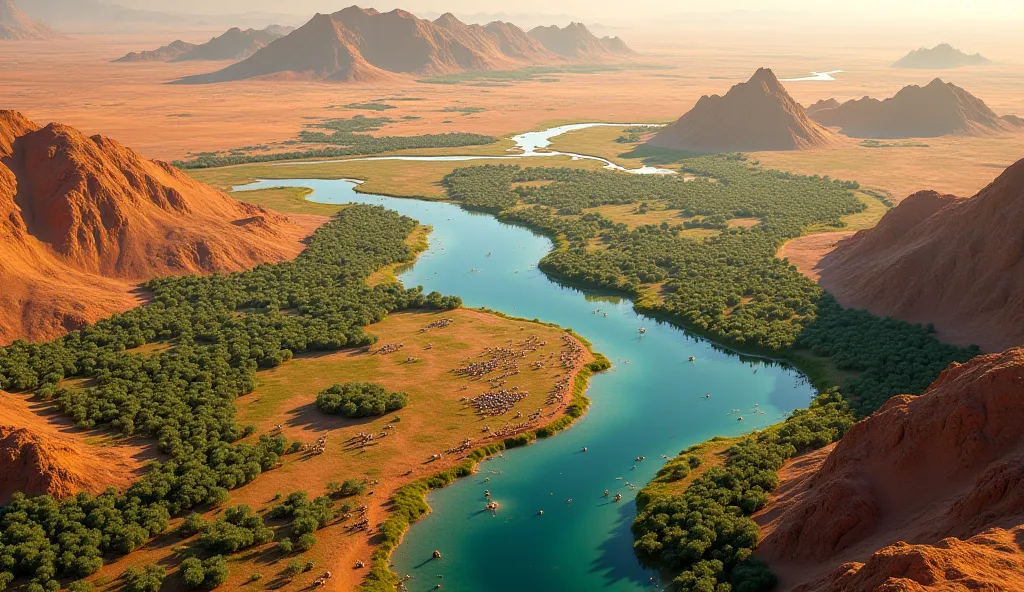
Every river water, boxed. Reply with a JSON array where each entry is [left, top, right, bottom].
[[235, 175, 816, 592], [273, 122, 676, 175]]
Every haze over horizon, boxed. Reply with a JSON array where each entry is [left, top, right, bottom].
[[113, 0, 1024, 23]]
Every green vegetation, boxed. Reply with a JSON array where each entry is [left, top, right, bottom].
[[339, 102, 396, 111], [199, 505, 273, 554], [417, 64, 670, 85], [860, 139, 929, 148], [438, 157, 978, 590], [440, 106, 487, 115], [180, 556, 229, 589], [0, 206, 462, 590], [175, 115, 497, 169], [315, 382, 409, 417], [122, 565, 166, 592], [266, 491, 337, 552]]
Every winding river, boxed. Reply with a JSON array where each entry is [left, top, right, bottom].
[[274, 123, 676, 175], [235, 125, 815, 591]]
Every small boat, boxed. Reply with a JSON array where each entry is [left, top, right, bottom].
[[688, 356, 696, 362], [566, 498, 573, 504], [613, 493, 623, 502], [432, 550, 443, 560], [603, 490, 610, 497], [638, 327, 646, 335], [603, 312, 608, 317], [537, 510, 544, 515]]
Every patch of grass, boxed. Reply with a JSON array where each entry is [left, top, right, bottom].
[[860, 139, 929, 148], [439, 106, 487, 115], [339, 102, 396, 112], [417, 64, 672, 85], [804, 190, 891, 233], [229, 186, 343, 216]]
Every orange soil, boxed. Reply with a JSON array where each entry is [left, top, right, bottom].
[[756, 347, 1024, 591], [0, 109, 325, 344], [777, 231, 855, 282], [88, 308, 595, 592], [0, 390, 159, 503]]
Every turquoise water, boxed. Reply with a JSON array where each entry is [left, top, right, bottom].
[[237, 179, 816, 592]]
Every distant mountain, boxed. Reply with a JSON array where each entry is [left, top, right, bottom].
[[116, 26, 285, 63], [893, 43, 990, 69], [805, 98, 839, 116], [816, 158, 1024, 351], [115, 39, 196, 62], [264, 24, 295, 36], [19, 0, 188, 26], [0, 0, 60, 40], [809, 79, 1012, 138], [174, 6, 634, 85], [648, 68, 836, 153], [527, 22, 634, 59]]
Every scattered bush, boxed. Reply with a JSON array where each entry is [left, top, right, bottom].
[[122, 565, 165, 592]]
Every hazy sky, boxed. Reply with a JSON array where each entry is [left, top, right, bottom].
[[120, 0, 1024, 22]]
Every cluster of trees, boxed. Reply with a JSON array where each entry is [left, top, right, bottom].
[[440, 158, 977, 589], [0, 206, 461, 590], [199, 505, 273, 554], [175, 115, 496, 169], [633, 392, 856, 591], [122, 565, 165, 592], [315, 382, 408, 418], [267, 491, 338, 553], [180, 556, 229, 589]]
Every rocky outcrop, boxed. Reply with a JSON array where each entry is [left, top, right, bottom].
[[757, 348, 1024, 590]]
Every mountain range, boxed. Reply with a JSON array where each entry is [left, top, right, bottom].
[[808, 78, 1022, 138], [648, 68, 836, 153], [174, 6, 634, 84], [893, 43, 991, 69], [115, 26, 289, 63]]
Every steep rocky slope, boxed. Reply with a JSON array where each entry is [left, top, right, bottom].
[[0, 0, 58, 40], [816, 159, 1024, 351], [0, 110, 319, 344], [175, 7, 630, 84], [809, 79, 1014, 138], [648, 68, 837, 152], [756, 347, 1024, 591], [894, 43, 991, 69]]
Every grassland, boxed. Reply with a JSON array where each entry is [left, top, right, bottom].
[[230, 186, 344, 216]]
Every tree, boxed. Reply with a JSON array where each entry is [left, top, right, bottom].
[[122, 565, 165, 592]]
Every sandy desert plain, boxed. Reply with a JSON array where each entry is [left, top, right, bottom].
[[3, 9, 1024, 592]]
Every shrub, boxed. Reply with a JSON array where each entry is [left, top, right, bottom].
[[122, 565, 165, 592], [179, 513, 207, 537], [67, 582, 92, 592], [297, 533, 317, 552]]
